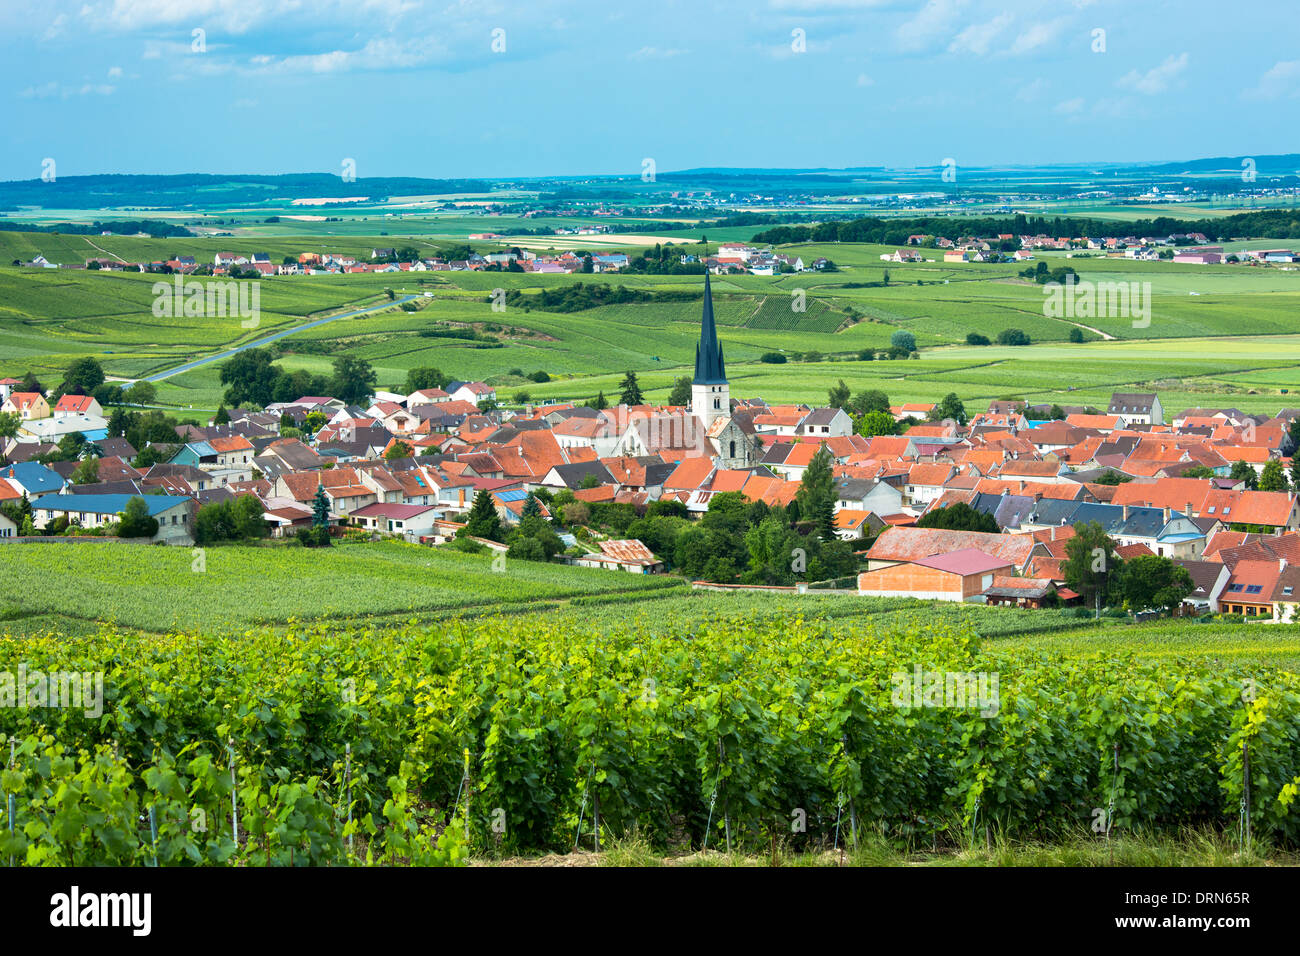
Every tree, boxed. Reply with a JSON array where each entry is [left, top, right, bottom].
[[461, 488, 504, 542], [965, 333, 990, 346], [1291, 457, 1300, 491], [561, 501, 590, 527], [890, 330, 916, 353], [1118, 555, 1193, 612], [219, 348, 281, 408], [1181, 465, 1215, 479], [930, 392, 968, 426], [71, 457, 99, 485], [331, 356, 377, 406], [508, 515, 562, 561], [122, 381, 156, 406], [587, 390, 608, 411], [304, 411, 327, 433], [385, 440, 413, 461], [0, 411, 19, 463], [60, 357, 105, 396], [1093, 470, 1132, 485], [668, 376, 693, 407], [618, 371, 644, 406], [19, 514, 35, 537], [796, 446, 835, 540], [996, 328, 1031, 346], [915, 502, 997, 533], [214, 404, 231, 425], [117, 496, 159, 538], [312, 483, 331, 529], [521, 493, 542, 519], [405, 367, 449, 392], [849, 390, 890, 416], [855, 410, 898, 438], [1068, 327, 1085, 343], [1062, 521, 1121, 611], [827, 379, 851, 410], [1229, 459, 1259, 490], [1258, 458, 1288, 492], [1048, 404, 1066, 421]]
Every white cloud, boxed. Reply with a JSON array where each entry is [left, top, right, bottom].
[[1008, 18, 1067, 55], [1117, 52, 1188, 95], [856, 72, 874, 86], [1245, 60, 1300, 100], [948, 13, 1011, 55], [896, 0, 965, 53], [1053, 96, 1084, 113], [107, 66, 123, 78], [629, 47, 688, 60], [1015, 77, 1047, 102], [20, 81, 115, 98]]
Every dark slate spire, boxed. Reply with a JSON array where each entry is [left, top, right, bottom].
[[693, 271, 727, 385]]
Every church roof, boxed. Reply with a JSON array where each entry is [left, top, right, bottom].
[[693, 272, 727, 385]]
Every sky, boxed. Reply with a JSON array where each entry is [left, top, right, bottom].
[[2, 0, 1299, 183]]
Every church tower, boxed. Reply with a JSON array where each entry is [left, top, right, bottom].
[[690, 271, 729, 430]]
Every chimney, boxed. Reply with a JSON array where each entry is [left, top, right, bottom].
[[1163, 506, 1171, 523], [1122, 504, 1130, 521], [1282, 558, 1288, 573], [1187, 502, 1194, 518]]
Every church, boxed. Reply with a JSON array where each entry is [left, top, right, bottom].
[[688, 272, 761, 469], [612, 272, 760, 468]]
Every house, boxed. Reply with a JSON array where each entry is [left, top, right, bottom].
[[858, 548, 1014, 601], [1219, 559, 1300, 619], [450, 382, 497, 406], [1174, 560, 1231, 614], [795, 407, 854, 439], [32, 493, 193, 544], [982, 576, 1065, 609], [0, 462, 64, 500], [864, 526, 1035, 573], [573, 539, 663, 573], [833, 476, 905, 516], [1, 392, 50, 421], [53, 395, 103, 418], [348, 502, 442, 539], [1108, 392, 1164, 426]]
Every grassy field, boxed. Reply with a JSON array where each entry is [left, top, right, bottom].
[[0, 539, 683, 634], [3, 225, 1300, 415], [3, 540, 1298, 668]]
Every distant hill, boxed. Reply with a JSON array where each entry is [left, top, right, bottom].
[[0, 173, 492, 210]]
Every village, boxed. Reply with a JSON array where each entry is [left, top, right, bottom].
[[2, 271, 1300, 623], [16, 230, 1295, 277]]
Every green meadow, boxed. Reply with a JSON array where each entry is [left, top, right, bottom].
[[2, 225, 1299, 414]]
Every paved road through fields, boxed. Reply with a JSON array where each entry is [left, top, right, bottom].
[[144, 293, 420, 382]]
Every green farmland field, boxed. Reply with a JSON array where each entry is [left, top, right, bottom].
[[3, 225, 1300, 415]]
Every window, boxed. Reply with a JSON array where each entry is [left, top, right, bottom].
[[1227, 583, 1243, 592], [1245, 584, 1263, 594]]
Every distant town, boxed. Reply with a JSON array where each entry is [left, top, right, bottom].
[[3, 274, 1300, 622]]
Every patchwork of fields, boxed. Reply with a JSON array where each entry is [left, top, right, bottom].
[[3, 230, 1300, 414]]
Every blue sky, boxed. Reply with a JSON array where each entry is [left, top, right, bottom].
[[3, 0, 1298, 183]]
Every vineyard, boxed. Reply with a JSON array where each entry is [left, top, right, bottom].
[[1, 612, 1297, 865], [0, 540, 684, 633]]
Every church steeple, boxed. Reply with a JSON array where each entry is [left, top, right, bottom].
[[690, 271, 729, 431], [693, 271, 726, 385]]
